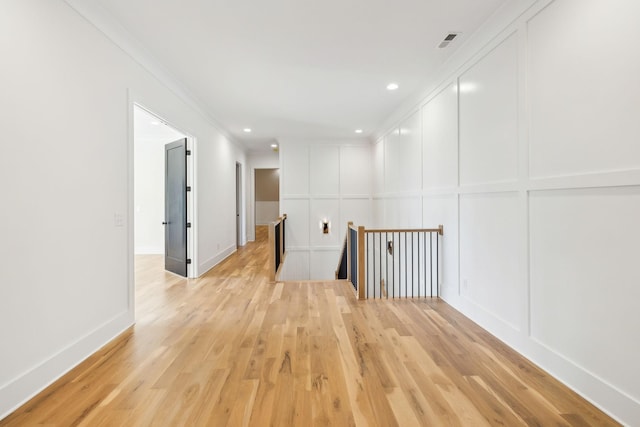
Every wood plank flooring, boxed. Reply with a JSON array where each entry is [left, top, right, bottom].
[[1, 226, 619, 426]]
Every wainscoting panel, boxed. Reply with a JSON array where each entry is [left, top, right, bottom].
[[422, 84, 458, 191], [529, 186, 640, 403], [459, 33, 518, 186], [459, 192, 523, 330], [528, 0, 640, 179]]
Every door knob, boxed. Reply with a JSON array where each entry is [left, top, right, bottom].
[[162, 221, 168, 225]]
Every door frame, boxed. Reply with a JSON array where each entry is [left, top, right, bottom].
[[253, 167, 280, 233], [129, 101, 198, 294]]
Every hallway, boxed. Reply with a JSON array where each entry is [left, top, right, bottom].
[[1, 228, 618, 426]]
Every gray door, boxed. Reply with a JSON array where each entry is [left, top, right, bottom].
[[164, 138, 187, 277]]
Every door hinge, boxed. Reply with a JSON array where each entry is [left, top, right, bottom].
[[187, 259, 192, 265], [186, 222, 192, 228], [186, 150, 191, 155], [186, 186, 192, 192]]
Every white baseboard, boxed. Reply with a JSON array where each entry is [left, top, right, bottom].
[[440, 293, 639, 426], [0, 310, 134, 421], [198, 244, 237, 276]]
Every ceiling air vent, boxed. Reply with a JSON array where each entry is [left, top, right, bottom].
[[438, 33, 459, 49]]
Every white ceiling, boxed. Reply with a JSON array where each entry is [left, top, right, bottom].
[[89, 0, 509, 150]]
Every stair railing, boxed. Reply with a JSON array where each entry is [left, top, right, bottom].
[[269, 213, 287, 281], [335, 221, 351, 280], [343, 223, 443, 300]]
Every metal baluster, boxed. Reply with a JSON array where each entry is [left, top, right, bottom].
[[391, 232, 395, 299], [367, 233, 376, 299], [410, 232, 413, 298], [424, 231, 427, 298], [417, 232, 420, 298], [377, 233, 380, 299], [429, 231, 433, 297], [378, 233, 382, 299], [385, 232, 389, 299], [366, 233, 369, 299], [436, 231, 440, 297], [404, 232, 407, 298]]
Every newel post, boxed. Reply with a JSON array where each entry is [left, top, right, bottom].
[[357, 226, 365, 300]]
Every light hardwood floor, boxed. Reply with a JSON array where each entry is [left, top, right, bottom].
[[1, 226, 619, 426]]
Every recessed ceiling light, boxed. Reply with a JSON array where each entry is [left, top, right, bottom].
[[270, 144, 278, 148], [151, 120, 160, 126], [355, 129, 363, 134], [386, 83, 399, 91], [243, 128, 252, 133]]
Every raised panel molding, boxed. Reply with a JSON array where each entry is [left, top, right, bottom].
[[528, 0, 640, 179], [340, 145, 372, 195], [308, 194, 340, 199], [310, 145, 340, 195], [280, 141, 373, 281], [373, 139, 385, 195], [398, 111, 422, 192], [422, 83, 458, 190], [339, 194, 370, 199], [281, 144, 309, 196], [458, 181, 519, 194], [280, 194, 311, 199], [340, 198, 371, 230], [280, 199, 309, 248], [459, 33, 519, 186], [529, 186, 640, 405], [459, 192, 523, 332], [529, 168, 640, 192]]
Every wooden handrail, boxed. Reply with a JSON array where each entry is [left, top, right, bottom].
[[349, 224, 443, 236], [364, 225, 443, 235], [343, 222, 444, 300]]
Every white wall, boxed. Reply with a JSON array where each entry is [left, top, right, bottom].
[[255, 202, 279, 225], [196, 131, 247, 274], [279, 140, 372, 280], [0, 0, 245, 419], [372, 0, 640, 423], [134, 136, 165, 254]]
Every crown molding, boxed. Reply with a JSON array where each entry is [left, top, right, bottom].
[[374, 0, 539, 142], [62, 0, 244, 150]]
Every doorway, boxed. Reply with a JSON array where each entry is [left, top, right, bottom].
[[133, 105, 195, 278], [254, 168, 280, 228]]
